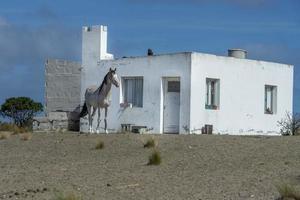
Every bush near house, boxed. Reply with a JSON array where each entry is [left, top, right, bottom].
[[0, 122, 15, 132], [0, 122, 29, 134], [0, 97, 43, 128], [278, 112, 300, 136]]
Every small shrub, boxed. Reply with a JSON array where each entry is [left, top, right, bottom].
[[53, 191, 82, 200], [0, 132, 10, 140], [13, 126, 28, 134], [276, 183, 300, 200], [0, 97, 42, 127], [0, 123, 15, 132], [0, 123, 29, 134], [95, 140, 104, 150], [20, 132, 32, 141], [148, 150, 161, 165], [144, 138, 156, 148], [278, 112, 300, 136]]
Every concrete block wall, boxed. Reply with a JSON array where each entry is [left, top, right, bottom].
[[45, 59, 81, 114], [45, 59, 82, 131]]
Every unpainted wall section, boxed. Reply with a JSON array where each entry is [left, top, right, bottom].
[[80, 53, 191, 133], [190, 53, 293, 135], [45, 59, 81, 114]]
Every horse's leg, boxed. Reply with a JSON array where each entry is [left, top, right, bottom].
[[104, 107, 108, 134], [90, 106, 97, 133], [96, 107, 101, 134], [87, 104, 92, 133]]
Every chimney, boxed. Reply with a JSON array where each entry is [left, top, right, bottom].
[[99, 25, 114, 60], [82, 25, 114, 63], [228, 49, 247, 59]]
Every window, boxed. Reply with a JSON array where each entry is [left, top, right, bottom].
[[265, 85, 277, 114], [205, 78, 220, 110], [123, 77, 143, 107], [167, 81, 180, 92]]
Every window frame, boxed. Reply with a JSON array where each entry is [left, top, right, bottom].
[[122, 76, 144, 108], [264, 85, 277, 115], [205, 78, 220, 110]]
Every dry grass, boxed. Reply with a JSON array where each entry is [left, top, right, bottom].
[[53, 191, 82, 200], [144, 138, 156, 148], [0, 124, 31, 140], [0, 123, 17, 133], [276, 183, 300, 200], [0, 123, 29, 134], [20, 132, 32, 141], [13, 126, 28, 134], [148, 150, 161, 165], [95, 140, 104, 150], [0, 132, 11, 140]]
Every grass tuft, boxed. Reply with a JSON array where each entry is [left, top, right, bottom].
[[276, 183, 300, 200], [144, 138, 156, 148], [148, 150, 161, 165], [95, 140, 104, 150], [0, 132, 10, 140], [20, 132, 32, 141], [53, 191, 82, 200]]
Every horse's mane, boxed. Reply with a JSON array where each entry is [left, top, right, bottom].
[[98, 72, 109, 94]]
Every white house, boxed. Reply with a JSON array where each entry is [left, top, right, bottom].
[[80, 25, 293, 135]]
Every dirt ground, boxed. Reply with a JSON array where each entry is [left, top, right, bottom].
[[0, 132, 300, 200]]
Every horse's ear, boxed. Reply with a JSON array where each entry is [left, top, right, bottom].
[[109, 67, 112, 72], [113, 68, 117, 72]]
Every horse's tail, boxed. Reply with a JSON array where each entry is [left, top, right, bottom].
[[79, 102, 88, 118]]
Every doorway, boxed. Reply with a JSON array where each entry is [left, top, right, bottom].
[[163, 77, 180, 134]]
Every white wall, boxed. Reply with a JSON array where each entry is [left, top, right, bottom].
[[82, 25, 113, 65], [81, 53, 191, 133], [81, 25, 293, 135], [81, 25, 113, 104], [190, 53, 294, 135]]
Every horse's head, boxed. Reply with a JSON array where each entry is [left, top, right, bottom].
[[108, 68, 120, 88]]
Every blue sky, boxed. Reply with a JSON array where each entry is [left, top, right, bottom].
[[0, 0, 299, 112]]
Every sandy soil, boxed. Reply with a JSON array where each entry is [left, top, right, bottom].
[[0, 132, 300, 200]]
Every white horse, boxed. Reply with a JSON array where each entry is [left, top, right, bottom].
[[79, 68, 120, 133]]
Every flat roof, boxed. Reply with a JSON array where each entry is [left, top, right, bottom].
[[111, 51, 292, 67]]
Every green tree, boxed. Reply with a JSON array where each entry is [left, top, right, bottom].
[[0, 97, 43, 127]]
